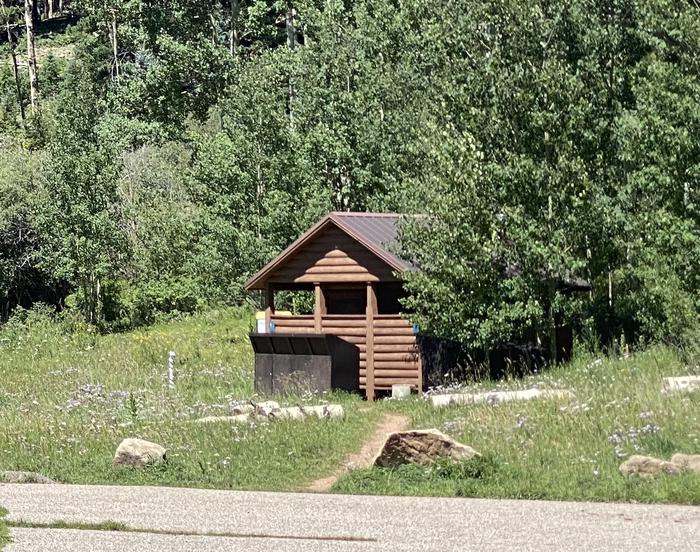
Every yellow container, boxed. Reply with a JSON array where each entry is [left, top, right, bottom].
[[255, 311, 266, 333], [255, 310, 292, 332]]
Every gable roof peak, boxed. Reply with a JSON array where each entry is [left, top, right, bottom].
[[244, 211, 410, 290]]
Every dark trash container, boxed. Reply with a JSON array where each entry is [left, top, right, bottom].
[[249, 333, 359, 395]]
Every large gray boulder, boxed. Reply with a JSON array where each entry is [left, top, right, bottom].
[[619, 455, 680, 479], [670, 453, 700, 474], [114, 438, 166, 469], [373, 429, 480, 468]]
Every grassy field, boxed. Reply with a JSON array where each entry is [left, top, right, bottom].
[[0, 307, 699, 505], [333, 347, 700, 504], [0, 308, 377, 490], [0, 507, 7, 549]]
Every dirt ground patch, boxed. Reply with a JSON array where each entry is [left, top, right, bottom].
[[306, 413, 410, 493]]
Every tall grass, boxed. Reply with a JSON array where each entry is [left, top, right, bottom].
[[1, 306, 699, 503], [0, 308, 376, 489], [334, 348, 700, 503], [0, 506, 8, 549]]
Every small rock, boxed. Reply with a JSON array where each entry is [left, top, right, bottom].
[[269, 405, 344, 420], [373, 429, 480, 468], [619, 455, 680, 479], [198, 404, 344, 423], [254, 400, 281, 417], [0, 471, 56, 484], [302, 404, 344, 418], [114, 438, 166, 469], [196, 414, 251, 424], [670, 453, 700, 474], [321, 404, 344, 418], [270, 406, 306, 421], [231, 404, 255, 416]]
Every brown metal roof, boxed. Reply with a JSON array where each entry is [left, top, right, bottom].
[[244, 212, 411, 290], [331, 212, 410, 271]]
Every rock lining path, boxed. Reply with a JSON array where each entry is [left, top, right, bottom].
[[306, 413, 410, 493]]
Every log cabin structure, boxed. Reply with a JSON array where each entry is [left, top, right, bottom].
[[245, 212, 418, 400]]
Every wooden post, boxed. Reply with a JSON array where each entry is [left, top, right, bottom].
[[365, 282, 377, 401], [264, 284, 275, 333], [314, 283, 325, 333], [417, 345, 423, 394]]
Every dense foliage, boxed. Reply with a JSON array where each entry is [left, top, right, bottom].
[[0, 1, 698, 349], [399, 1, 700, 350]]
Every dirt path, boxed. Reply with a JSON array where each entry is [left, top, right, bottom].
[[306, 413, 410, 493]]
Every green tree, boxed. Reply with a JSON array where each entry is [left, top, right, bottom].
[[35, 61, 127, 324]]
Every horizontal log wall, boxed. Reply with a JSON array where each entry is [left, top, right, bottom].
[[271, 315, 314, 333], [269, 314, 420, 391], [360, 315, 420, 390], [268, 226, 399, 284]]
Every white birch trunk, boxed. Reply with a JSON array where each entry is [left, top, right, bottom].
[[230, 0, 240, 54], [110, 14, 119, 81], [23, 0, 39, 113], [1, 0, 25, 121]]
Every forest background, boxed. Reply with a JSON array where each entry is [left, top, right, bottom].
[[0, 0, 698, 355]]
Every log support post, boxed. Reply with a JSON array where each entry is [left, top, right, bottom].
[[417, 343, 423, 393], [264, 284, 275, 333], [314, 283, 325, 332], [366, 282, 377, 401]]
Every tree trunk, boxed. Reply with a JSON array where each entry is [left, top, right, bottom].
[[48, 0, 52, 19], [545, 194, 557, 363], [209, 13, 217, 46], [95, 276, 102, 324], [256, 127, 264, 240], [7, 26, 25, 122], [546, 279, 558, 364], [230, 0, 240, 54], [23, 0, 39, 113], [1, 1, 25, 122], [287, 76, 295, 129], [82, 273, 103, 325], [109, 12, 119, 81], [285, 2, 296, 49], [285, 3, 296, 128]]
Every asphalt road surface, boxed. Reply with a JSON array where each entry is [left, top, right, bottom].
[[1, 484, 698, 551]]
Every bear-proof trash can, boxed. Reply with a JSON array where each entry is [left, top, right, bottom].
[[249, 333, 359, 395]]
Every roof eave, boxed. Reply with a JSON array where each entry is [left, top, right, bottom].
[[244, 215, 335, 290], [244, 213, 408, 290], [329, 213, 409, 273]]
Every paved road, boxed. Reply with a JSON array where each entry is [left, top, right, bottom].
[[1, 484, 698, 551]]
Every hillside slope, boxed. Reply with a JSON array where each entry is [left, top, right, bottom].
[[0, 308, 698, 504]]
